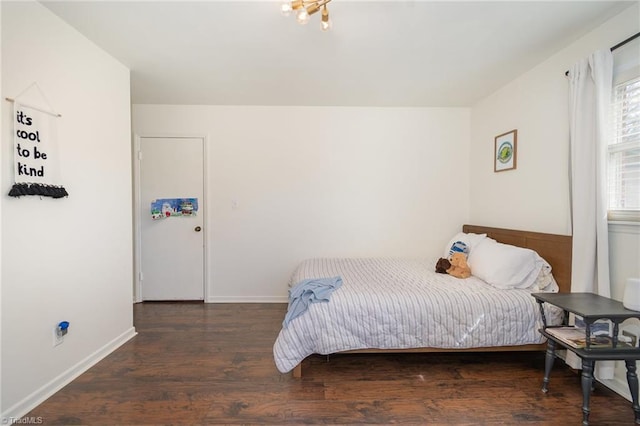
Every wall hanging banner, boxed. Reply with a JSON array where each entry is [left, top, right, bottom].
[[151, 198, 198, 220], [9, 102, 68, 198]]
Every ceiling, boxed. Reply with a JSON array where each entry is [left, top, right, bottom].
[[41, 0, 636, 107]]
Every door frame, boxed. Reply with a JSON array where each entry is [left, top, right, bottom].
[[132, 134, 209, 303]]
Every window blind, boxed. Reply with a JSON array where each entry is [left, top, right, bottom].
[[609, 76, 640, 220]]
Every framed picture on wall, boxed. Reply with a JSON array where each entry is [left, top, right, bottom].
[[494, 129, 517, 172]]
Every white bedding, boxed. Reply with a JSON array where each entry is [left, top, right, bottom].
[[273, 257, 562, 373]]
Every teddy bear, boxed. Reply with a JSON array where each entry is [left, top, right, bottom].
[[446, 252, 471, 279], [435, 257, 451, 274]]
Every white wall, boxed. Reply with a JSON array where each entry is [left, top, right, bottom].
[[0, 1, 3, 416], [470, 2, 640, 400], [1, 1, 135, 417], [133, 105, 470, 301]]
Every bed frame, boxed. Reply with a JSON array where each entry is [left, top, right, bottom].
[[291, 224, 572, 378]]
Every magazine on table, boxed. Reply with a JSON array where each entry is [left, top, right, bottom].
[[548, 315, 639, 349], [545, 327, 614, 348]]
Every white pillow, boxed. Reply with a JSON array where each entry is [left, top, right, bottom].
[[528, 263, 559, 292], [443, 232, 487, 258], [468, 238, 545, 289]]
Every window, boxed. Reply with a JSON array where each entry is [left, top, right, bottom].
[[609, 76, 640, 221]]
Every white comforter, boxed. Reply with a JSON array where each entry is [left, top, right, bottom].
[[273, 257, 561, 373]]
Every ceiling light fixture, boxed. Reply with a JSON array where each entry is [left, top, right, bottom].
[[281, 0, 333, 31]]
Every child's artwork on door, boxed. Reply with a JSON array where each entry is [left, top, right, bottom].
[[150, 198, 198, 220]]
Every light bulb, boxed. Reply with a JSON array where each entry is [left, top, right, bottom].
[[296, 9, 310, 25], [281, 1, 293, 16], [321, 5, 331, 31], [321, 18, 332, 31]]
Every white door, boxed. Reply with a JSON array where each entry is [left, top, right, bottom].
[[139, 137, 205, 300]]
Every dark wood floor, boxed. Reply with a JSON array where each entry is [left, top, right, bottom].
[[26, 303, 636, 425]]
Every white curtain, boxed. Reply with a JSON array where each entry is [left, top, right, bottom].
[[567, 49, 614, 378]]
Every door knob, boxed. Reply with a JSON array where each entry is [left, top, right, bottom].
[[194, 226, 202, 232]]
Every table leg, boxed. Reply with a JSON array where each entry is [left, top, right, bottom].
[[542, 339, 556, 393], [625, 360, 640, 424], [581, 359, 594, 426]]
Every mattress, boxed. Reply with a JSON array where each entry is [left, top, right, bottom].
[[273, 257, 561, 373]]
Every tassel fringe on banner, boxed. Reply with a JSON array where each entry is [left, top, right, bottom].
[[8, 183, 68, 199]]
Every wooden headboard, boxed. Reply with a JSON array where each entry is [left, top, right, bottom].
[[462, 224, 572, 293]]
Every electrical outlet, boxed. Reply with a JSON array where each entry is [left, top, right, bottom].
[[53, 325, 64, 347]]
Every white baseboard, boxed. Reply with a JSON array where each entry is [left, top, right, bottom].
[[2, 327, 137, 421], [599, 377, 632, 402], [206, 296, 288, 303]]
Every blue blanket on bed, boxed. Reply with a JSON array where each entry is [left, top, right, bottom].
[[283, 276, 343, 327]]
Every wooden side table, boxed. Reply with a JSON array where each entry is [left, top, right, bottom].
[[532, 292, 640, 426]]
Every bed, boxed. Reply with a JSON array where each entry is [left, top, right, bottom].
[[273, 224, 572, 378]]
